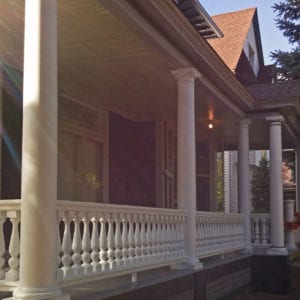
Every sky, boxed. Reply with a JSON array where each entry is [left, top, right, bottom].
[[199, 0, 294, 65]]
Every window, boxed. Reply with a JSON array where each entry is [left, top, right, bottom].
[[248, 43, 255, 68], [58, 131, 103, 202], [57, 96, 105, 202]]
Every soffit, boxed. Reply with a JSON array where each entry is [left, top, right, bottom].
[[1, 0, 292, 148]]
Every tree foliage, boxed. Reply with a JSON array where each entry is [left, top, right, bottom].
[[216, 152, 224, 212], [271, 0, 300, 81], [251, 156, 270, 213]]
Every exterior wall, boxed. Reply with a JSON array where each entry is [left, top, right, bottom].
[[243, 23, 260, 76], [0, 64, 22, 199], [109, 112, 156, 207]]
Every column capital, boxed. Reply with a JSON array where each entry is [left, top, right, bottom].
[[295, 146, 300, 153], [239, 118, 251, 127], [265, 114, 285, 123], [171, 68, 201, 82]]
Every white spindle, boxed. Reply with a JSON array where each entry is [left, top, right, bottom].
[[61, 214, 72, 278], [179, 215, 185, 258], [261, 217, 268, 245], [57, 217, 63, 280], [134, 214, 141, 264], [140, 215, 146, 263], [99, 215, 108, 271], [72, 215, 82, 276], [0, 212, 6, 279], [157, 215, 163, 261], [145, 215, 152, 261], [91, 216, 100, 272], [121, 214, 129, 267], [151, 215, 157, 261], [114, 213, 123, 268], [5, 211, 20, 281], [128, 214, 135, 265], [81, 215, 92, 274], [163, 216, 169, 259], [254, 217, 260, 244], [107, 214, 116, 270]]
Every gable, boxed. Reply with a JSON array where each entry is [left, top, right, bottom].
[[208, 8, 260, 74]]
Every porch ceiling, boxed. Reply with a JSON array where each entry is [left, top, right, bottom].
[[0, 0, 244, 144], [0, 0, 297, 149]]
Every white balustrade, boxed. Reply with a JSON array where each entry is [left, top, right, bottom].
[[0, 199, 21, 287], [196, 212, 246, 258], [57, 200, 187, 283], [250, 214, 271, 246], [0, 199, 269, 291]]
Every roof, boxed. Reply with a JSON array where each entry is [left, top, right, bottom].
[[172, 0, 223, 39], [247, 80, 300, 101], [257, 65, 276, 84], [208, 7, 256, 72]]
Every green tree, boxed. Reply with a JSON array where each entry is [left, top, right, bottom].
[[251, 156, 270, 213], [271, 0, 300, 81], [216, 152, 224, 211]]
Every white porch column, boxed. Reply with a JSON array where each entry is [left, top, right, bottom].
[[12, 1, 68, 299], [238, 119, 252, 252], [266, 115, 287, 255], [284, 199, 297, 250], [295, 148, 300, 211], [172, 68, 201, 269]]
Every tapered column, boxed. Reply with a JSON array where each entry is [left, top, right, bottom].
[[172, 68, 201, 269], [295, 148, 300, 211], [12, 1, 68, 299], [238, 119, 252, 252], [266, 115, 287, 255], [284, 199, 297, 250]]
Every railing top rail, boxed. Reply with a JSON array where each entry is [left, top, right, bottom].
[[196, 211, 244, 222], [250, 213, 271, 218], [0, 199, 21, 211], [196, 211, 244, 217], [57, 200, 187, 217]]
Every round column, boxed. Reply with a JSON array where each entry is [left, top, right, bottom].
[[172, 68, 201, 269], [14, 0, 67, 299], [238, 119, 252, 252], [284, 199, 297, 250], [295, 148, 300, 211], [266, 116, 287, 255]]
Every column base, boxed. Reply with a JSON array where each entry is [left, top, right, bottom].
[[5, 296, 69, 300], [242, 245, 253, 254], [287, 244, 298, 251], [267, 247, 288, 256], [5, 295, 69, 300], [6, 286, 70, 300], [171, 257, 203, 270]]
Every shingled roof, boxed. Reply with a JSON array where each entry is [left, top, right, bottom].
[[208, 7, 257, 72], [247, 80, 300, 101]]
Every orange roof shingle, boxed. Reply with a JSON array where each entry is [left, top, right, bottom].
[[208, 7, 256, 72]]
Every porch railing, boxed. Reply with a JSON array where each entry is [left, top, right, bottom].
[[196, 212, 245, 258], [250, 214, 271, 246], [0, 200, 250, 290], [57, 201, 187, 284], [0, 200, 21, 290]]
